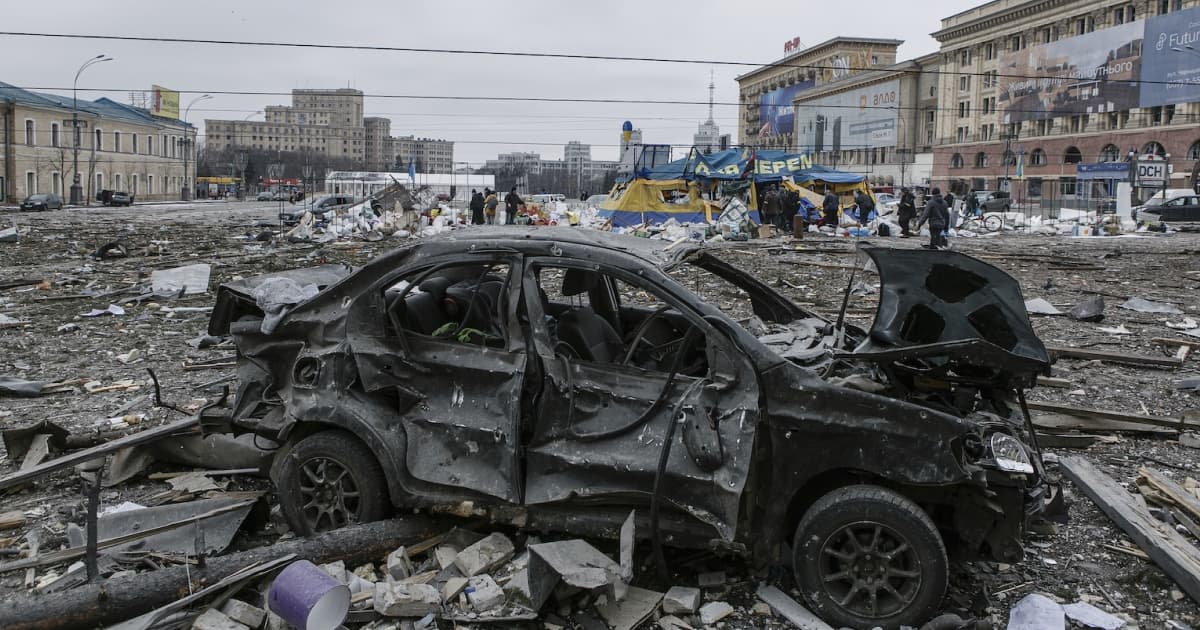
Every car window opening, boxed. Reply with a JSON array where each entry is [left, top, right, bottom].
[[384, 263, 509, 348]]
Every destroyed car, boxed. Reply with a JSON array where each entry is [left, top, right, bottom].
[[207, 228, 1056, 628]]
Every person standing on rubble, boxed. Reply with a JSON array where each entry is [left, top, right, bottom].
[[917, 187, 950, 249], [780, 185, 799, 234], [469, 189, 485, 225], [821, 187, 840, 227], [897, 187, 916, 237], [854, 190, 875, 226], [504, 187, 522, 225], [484, 188, 500, 224], [762, 184, 781, 232]]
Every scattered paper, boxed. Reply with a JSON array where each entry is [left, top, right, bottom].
[[1166, 317, 1198, 330], [1120, 297, 1183, 315], [1097, 325, 1133, 335], [82, 304, 126, 317]]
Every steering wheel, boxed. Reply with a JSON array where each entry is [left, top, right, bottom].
[[621, 306, 705, 374]]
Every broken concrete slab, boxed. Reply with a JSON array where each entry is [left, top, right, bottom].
[[433, 545, 459, 570], [1025, 297, 1062, 316], [452, 533, 514, 578], [150, 263, 211, 295], [220, 599, 266, 629], [662, 586, 701, 615], [524, 539, 626, 611], [0, 376, 49, 398], [698, 601, 735, 625], [1063, 601, 1125, 629], [755, 585, 834, 630], [442, 576, 468, 602], [466, 574, 505, 612], [373, 582, 440, 617], [66, 496, 255, 557], [193, 608, 249, 630], [385, 546, 413, 581], [697, 570, 726, 588], [594, 585, 663, 630], [1070, 295, 1105, 322], [1121, 297, 1183, 315]]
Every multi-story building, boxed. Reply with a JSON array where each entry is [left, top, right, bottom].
[[736, 37, 903, 149], [793, 53, 941, 189], [387, 135, 454, 173], [931, 0, 1200, 205], [206, 89, 455, 173], [482, 142, 618, 196], [1, 81, 194, 203]]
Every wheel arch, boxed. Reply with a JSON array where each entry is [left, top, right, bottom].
[[272, 415, 409, 509]]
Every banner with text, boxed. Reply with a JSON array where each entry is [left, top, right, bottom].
[[795, 80, 900, 153], [1141, 6, 1200, 107], [758, 81, 816, 138], [150, 85, 180, 120]]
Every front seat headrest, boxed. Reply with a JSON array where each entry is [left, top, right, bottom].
[[561, 268, 600, 297]]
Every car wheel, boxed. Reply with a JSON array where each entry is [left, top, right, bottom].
[[793, 485, 946, 629], [275, 430, 389, 536], [984, 215, 1003, 232]]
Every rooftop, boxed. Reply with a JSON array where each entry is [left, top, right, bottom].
[[735, 37, 905, 82], [0, 81, 189, 128]]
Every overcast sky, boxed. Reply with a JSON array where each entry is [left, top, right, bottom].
[[2, 0, 980, 165]]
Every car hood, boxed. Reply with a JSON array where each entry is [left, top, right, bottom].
[[207, 265, 356, 336], [851, 247, 1050, 387]]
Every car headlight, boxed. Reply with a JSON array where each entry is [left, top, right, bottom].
[[989, 433, 1033, 474]]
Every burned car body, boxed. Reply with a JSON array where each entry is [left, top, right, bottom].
[[207, 229, 1055, 628]]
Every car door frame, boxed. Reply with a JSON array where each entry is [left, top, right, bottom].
[[518, 255, 761, 543], [346, 250, 529, 505]]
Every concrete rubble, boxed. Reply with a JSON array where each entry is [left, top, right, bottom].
[[0, 200, 1199, 628]]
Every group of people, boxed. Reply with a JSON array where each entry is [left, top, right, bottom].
[[758, 184, 804, 234], [817, 189, 876, 228], [469, 187, 524, 225]]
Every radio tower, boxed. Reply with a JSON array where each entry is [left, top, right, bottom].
[[706, 69, 715, 125]]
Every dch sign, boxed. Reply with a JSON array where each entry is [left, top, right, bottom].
[[1136, 157, 1167, 187]]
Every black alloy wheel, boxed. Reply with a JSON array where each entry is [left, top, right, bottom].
[[275, 430, 389, 536]]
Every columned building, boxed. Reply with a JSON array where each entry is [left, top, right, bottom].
[[736, 37, 902, 149], [931, 0, 1200, 205]]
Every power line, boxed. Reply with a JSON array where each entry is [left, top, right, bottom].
[[0, 30, 1191, 89]]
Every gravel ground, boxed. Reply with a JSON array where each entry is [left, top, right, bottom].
[[1, 201, 1198, 628]]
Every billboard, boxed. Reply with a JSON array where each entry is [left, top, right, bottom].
[[150, 85, 180, 119], [998, 20, 1142, 122], [794, 80, 900, 153], [1140, 6, 1200, 107], [758, 81, 815, 138]]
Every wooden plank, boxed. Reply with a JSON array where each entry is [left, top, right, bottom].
[[1033, 412, 1176, 435], [1045, 345, 1183, 368], [1036, 376, 1073, 388], [1153, 337, 1200, 349], [0, 417, 199, 491], [1060, 456, 1200, 602], [1140, 468, 1200, 525], [1027, 401, 1200, 432]]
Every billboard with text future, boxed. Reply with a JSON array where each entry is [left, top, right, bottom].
[[1140, 6, 1200, 107]]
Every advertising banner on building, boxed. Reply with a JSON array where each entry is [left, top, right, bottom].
[[1140, 6, 1200, 107], [150, 85, 180, 119], [998, 20, 1142, 122], [758, 81, 815, 138], [794, 80, 900, 153]]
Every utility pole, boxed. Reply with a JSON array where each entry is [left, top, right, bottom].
[[180, 94, 212, 200], [70, 55, 112, 205]]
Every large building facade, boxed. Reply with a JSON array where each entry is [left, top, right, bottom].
[[1, 81, 193, 203], [792, 53, 941, 189], [205, 89, 453, 173], [482, 142, 618, 196], [737, 37, 903, 149], [931, 0, 1200, 205]]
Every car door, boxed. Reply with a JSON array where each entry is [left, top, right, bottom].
[[1159, 196, 1188, 221], [347, 254, 527, 504], [518, 257, 760, 542]]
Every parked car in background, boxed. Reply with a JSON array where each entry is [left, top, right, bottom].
[[1138, 194, 1200, 230], [973, 190, 1012, 212], [1133, 188, 1195, 221], [278, 193, 356, 225], [96, 190, 134, 207], [584, 194, 609, 207], [874, 192, 898, 212], [256, 191, 274, 201], [20, 193, 64, 211]]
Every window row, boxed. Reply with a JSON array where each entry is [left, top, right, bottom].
[[949, 141, 1184, 169], [23, 120, 190, 158]]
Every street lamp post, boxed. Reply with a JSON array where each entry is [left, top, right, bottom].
[[70, 54, 112, 205], [180, 94, 212, 200]]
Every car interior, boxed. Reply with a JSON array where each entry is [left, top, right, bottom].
[[384, 263, 509, 347]]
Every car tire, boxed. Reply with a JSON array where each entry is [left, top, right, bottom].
[[793, 485, 947, 630], [275, 429, 390, 536]]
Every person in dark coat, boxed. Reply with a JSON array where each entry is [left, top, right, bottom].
[[897, 187, 917, 237], [762, 185, 781, 232], [504, 187, 522, 225], [469, 189, 485, 225], [821, 188, 840, 227], [917, 187, 950, 249], [781, 187, 800, 233], [966, 188, 980, 217], [854, 190, 875, 225]]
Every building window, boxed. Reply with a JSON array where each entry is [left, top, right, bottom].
[[132, 133, 139, 154], [1010, 34, 1024, 51], [131, 174, 137, 195], [1143, 141, 1166, 156], [52, 172, 61, 195], [161, 134, 167, 156], [115, 174, 122, 190], [95, 129, 103, 151], [1042, 27, 1053, 43], [1128, 5, 1135, 20], [984, 42, 995, 60], [24, 120, 34, 146], [1002, 150, 1017, 166], [959, 76, 971, 92], [958, 101, 970, 118], [1064, 147, 1083, 164], [26, 171, 36, 194], [951, 153, 964, 169], [51, 123, 60, 147], [1060, 177, 1077, 195], [974, 152, 988, 168], [148, 136, 154, 155], [1188, 141, 1200, 161], [1114, 6, 1125, 23], [148, 175, 154, 194], [1099, 144, 1121, 162], [114, 131, 122, 153], [959, 49, 972, 66]]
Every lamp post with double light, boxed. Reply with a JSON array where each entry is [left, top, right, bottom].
[[179, 94, 211, 200], [70, 54, 112, 205]]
